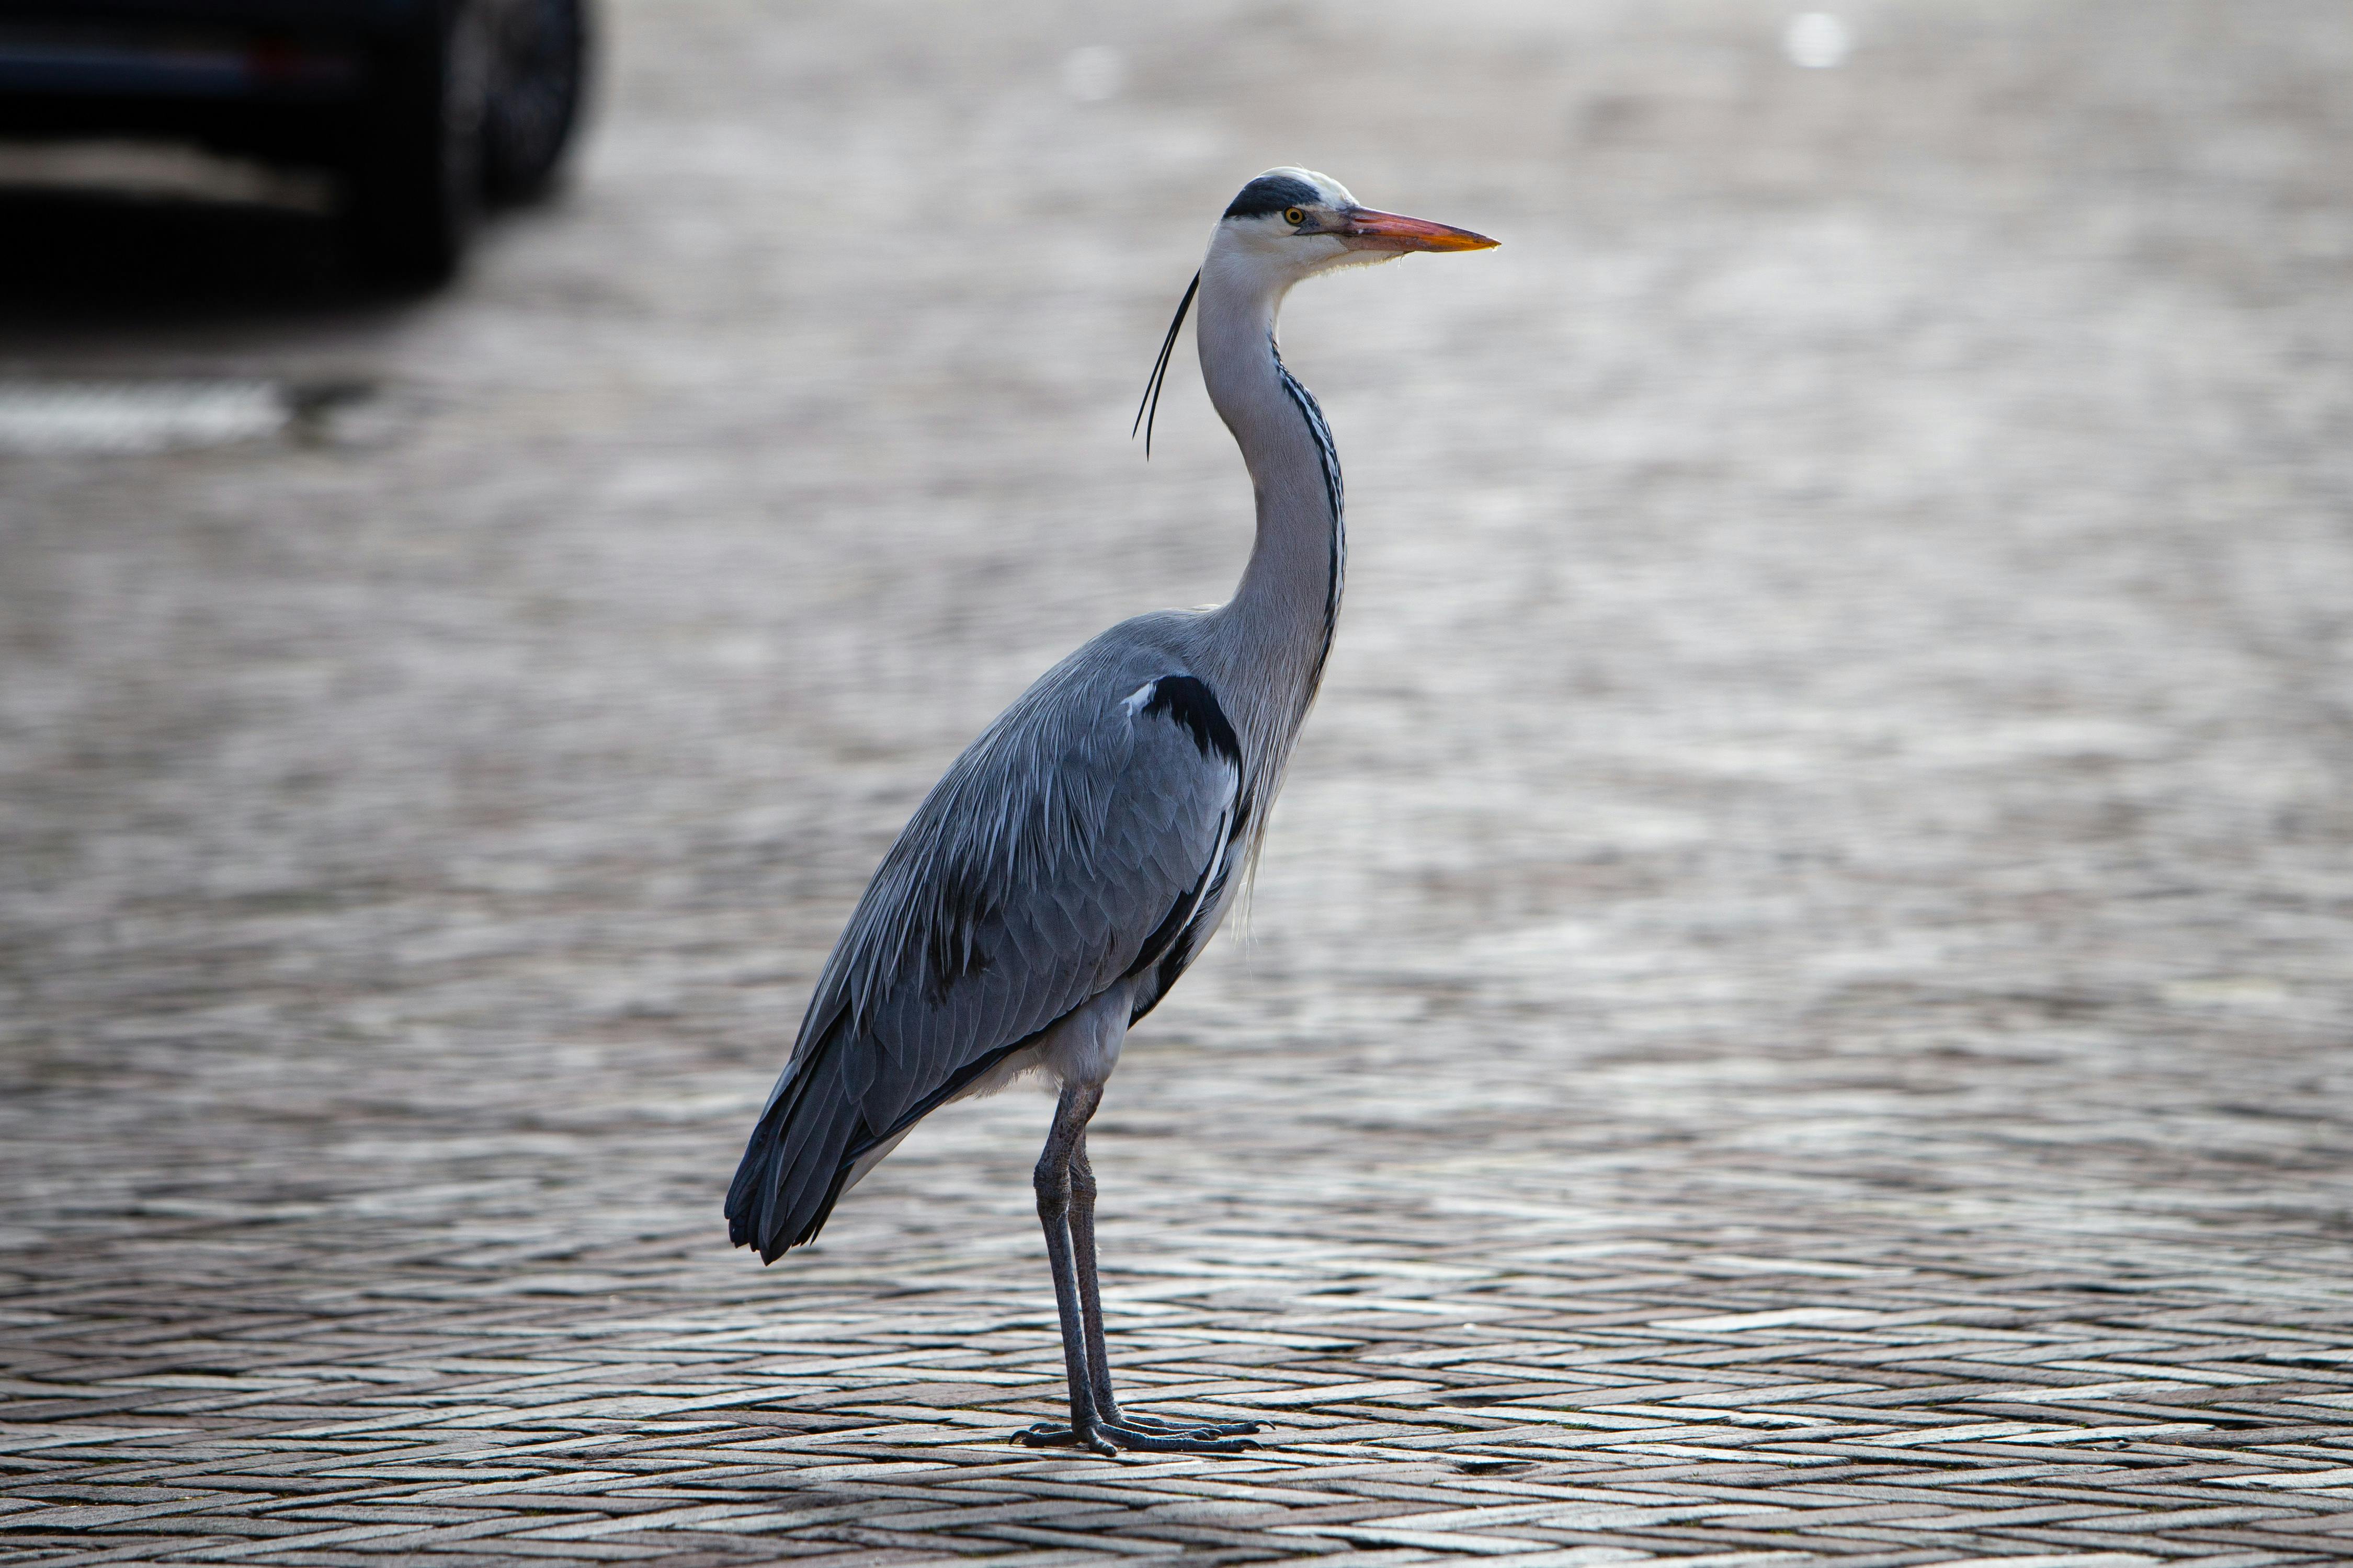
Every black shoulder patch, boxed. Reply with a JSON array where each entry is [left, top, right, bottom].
[[1223, 173, 1321, 220], [1140, 675, 1242, 765]]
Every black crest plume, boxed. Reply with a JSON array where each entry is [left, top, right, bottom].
[[1133, 270, 1200, 459]]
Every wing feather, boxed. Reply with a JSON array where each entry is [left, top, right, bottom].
[[726, 633, 1242, 1259]]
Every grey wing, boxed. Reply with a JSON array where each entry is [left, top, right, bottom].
[[726, 659, 1243, 1261]]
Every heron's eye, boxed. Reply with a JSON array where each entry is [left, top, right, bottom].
[[1284, 208, 1306, 227]]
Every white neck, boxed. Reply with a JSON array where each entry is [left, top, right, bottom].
[[1194, 245, 1345, 792]]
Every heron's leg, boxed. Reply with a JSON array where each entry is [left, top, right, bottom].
[[1021, 1082, 1113, 1455], [1070, 1138, 1262, 1439], [1068, 1135, 1117, 1410], [1016, 1086, 1257, 1455]]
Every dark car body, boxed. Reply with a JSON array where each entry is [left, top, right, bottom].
[[0, 0, 587, 283]]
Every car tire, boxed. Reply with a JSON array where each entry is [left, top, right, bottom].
[[482, 0, 589, 203], [346, 0, 493, 288]]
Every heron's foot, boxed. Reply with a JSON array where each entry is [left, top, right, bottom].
[[1016, 1417, 1261, 1455], [1015, 1421, 1117, 1456], [1104, 1407, 1265, 1437]]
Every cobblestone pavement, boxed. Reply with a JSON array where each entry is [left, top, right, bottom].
[[7, 1, 2353, 1562]]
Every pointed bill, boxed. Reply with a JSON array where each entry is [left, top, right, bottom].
[[1340, 208, 1499, 253]]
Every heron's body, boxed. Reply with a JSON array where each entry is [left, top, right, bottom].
[[728, 170, 1494, 1454]]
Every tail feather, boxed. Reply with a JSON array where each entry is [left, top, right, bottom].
[[725, 1006, 1081, 1264], [724, 1027, 873, 1262]]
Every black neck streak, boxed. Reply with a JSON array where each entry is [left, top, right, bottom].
[[1270, 335, 1345, 700]]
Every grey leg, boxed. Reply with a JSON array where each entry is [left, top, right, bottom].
[[1022, 1083, 1113, 1454], [1016, 1087, 1259, 1455], [1067, 1136, 1117, 1411], [1069, 1138, 1261, 1440]]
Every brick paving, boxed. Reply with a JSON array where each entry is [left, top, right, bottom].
[[6, 1, 2353, 1562]]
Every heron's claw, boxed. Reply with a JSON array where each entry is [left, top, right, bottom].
[[1014, 1417, 1261, 1455]]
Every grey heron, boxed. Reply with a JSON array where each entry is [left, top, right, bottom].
[[727, 169, 1496, 1455]]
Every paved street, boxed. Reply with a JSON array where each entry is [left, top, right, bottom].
[[5, 1, 2353, 1561]]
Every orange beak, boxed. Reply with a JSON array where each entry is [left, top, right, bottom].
[[1339, 207, 1499, 254]]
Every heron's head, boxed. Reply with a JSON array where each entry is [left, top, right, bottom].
[[1133, 169, 1496, 453], [1210, 167, 1497, 287]]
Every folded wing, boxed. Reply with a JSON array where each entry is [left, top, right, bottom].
[[726, 653, 1243, 1261]]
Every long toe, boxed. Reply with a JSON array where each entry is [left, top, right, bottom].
[[1112, 1411, 1266, 1436]]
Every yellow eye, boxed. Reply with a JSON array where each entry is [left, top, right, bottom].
[[1284, 207, 1306, 226]]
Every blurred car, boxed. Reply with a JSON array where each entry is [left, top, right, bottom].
[[0, 0, 588, 283]]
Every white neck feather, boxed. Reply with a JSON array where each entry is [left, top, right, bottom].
[[1193, 241, 1346, 798]]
